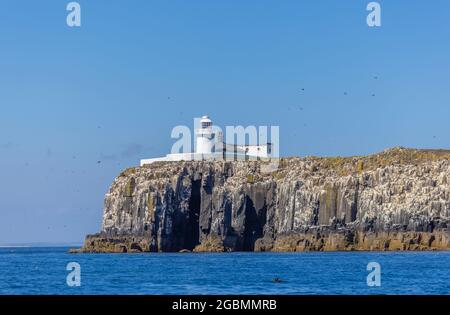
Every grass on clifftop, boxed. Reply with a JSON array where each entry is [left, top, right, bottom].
[[299, 147, 450, 176]]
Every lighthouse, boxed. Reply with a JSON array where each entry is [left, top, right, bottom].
[[139, 115, 273, 165], [196, 115, 216, 155]]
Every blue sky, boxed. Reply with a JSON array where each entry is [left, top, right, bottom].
[[1, 0, 449, 244]]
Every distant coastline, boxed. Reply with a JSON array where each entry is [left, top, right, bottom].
[[0, 243, 82, 248]]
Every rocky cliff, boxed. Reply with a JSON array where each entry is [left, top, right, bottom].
[[78, 148, 450, 253]]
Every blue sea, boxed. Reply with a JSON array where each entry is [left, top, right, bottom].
[[0, 247, 449, 294]]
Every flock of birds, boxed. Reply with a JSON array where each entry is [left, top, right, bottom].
[[29, 74, 384, 169], [285, 76, 380, 114]]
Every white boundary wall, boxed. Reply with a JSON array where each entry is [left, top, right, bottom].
[[140, 152, 272, 166]]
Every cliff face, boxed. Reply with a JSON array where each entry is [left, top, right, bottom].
[[80, 148, 450, 252]]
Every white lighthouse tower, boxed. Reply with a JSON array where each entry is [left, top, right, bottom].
[[196, 115, 215, 155]]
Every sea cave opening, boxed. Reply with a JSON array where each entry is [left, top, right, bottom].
[[184, 179, 201, 250], [242, 196, 265, 251]]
